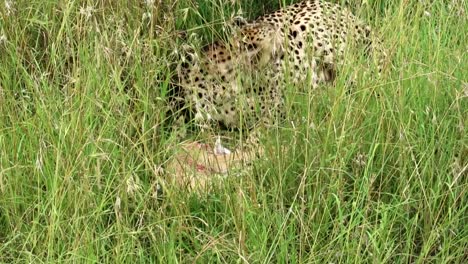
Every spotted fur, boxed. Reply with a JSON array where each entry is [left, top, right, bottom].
[[173, 0, 386, 128]]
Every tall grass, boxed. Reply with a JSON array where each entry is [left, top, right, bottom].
[[0, 0, 466, 262]]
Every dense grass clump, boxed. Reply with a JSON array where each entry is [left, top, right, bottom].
[[0, 0, 466, 262]]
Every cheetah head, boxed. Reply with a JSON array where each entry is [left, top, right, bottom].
[[232, 22, 284, 67], [171, 21, 284, 126]]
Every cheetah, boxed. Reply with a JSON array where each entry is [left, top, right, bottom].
[[172, 0, 387, 129]]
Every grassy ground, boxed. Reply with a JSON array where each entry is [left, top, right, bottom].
[[0, 0, 466, 263]]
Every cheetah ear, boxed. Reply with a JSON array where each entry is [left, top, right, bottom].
[[232, 16, 249, 27], [179, 44, 197, 62]]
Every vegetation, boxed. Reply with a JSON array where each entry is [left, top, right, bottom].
[[0, 0, 466, 262]]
